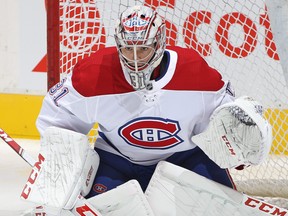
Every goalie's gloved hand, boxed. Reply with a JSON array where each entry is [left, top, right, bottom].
[[20, 127, 100, 213], [192, 96, 272, 169]]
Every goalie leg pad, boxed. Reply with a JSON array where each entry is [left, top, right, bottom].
[[166, 146, 235, 188], [21, 127, 100, 211], [145, 161, 286, 216], [87, 180, 155, 216]]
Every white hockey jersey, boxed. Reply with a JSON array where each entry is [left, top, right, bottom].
[[36, 46, 234, 165]]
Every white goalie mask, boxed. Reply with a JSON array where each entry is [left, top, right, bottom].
[[115, 5, 166, 90]]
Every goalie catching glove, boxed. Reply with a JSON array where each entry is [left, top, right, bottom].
[[192, 96, 272, 169]]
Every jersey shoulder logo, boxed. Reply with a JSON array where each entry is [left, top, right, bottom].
[[118, 117, 183, 149]]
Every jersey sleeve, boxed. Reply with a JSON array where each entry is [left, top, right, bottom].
[[36, 74, 95, 137]]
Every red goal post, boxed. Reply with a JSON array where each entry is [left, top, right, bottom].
[[47, 0, 288, 209], [47, 0, 60, 90]]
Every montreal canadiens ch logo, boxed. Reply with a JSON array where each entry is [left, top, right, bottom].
[[119, 117, 183, 149], [122, 13, 150, 32]]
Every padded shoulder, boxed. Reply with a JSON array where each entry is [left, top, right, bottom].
[[71, 47, 133, 97], [164, 46, 224, 91]]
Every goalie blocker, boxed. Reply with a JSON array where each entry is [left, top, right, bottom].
[[20, 127, 100, 215], [192, 96, 272, 169]]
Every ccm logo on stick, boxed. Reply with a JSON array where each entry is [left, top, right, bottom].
[[0, 129, 13, 142], [21, 154, 45, 199]]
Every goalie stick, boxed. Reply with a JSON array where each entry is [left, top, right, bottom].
[[0, 128, 35, 166], [0, 128, 103, 216]]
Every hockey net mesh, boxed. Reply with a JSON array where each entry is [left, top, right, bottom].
[[56, 0, 288, 208]]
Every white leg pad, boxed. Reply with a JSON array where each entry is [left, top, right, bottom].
[[145, 161, 287, 216], [87, 180, 155, 216]]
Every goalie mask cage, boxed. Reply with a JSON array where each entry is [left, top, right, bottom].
[[47, 0, 288, 209]]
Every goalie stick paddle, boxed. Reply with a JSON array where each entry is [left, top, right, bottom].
[[0, 128, 103, 216]]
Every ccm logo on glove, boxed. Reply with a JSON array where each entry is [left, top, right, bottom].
[[222, 135, 236, 156]]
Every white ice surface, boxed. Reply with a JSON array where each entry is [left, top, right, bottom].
[[0, 138, 40, 215]]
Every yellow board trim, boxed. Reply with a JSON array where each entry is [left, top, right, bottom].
[[265, 109, 288, 155], [0, 93, 44, 139]]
